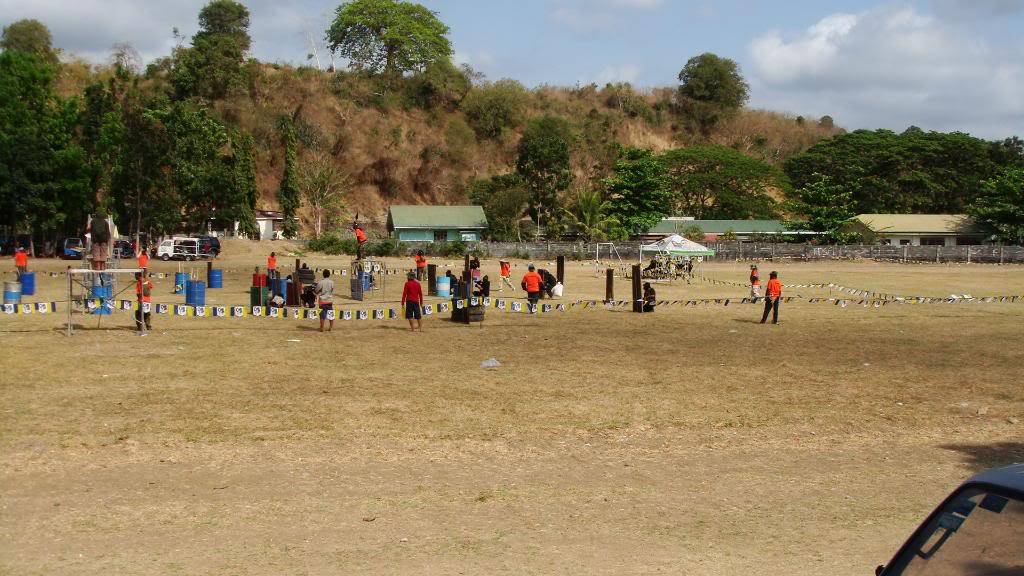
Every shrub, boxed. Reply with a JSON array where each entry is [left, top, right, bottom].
[[369, 238, 407, 257], [461, 79, 529, 139], [307, 232, 357, 255]]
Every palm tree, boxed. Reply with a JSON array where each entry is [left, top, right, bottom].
[[563, 189, 619, 241]]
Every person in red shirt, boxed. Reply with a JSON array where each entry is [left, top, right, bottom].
[[135, 271, 154, 333], [14, 247, 28, 277], [353, 223, 368, 260], [521, 264, 543, 312], [401, 271, 424, 331], [138, 248, 149, 270], [414, 250, 427, 280], [749, 265, 760, 298], [498, 260, 514, 292], [760, 271, 783, 325]]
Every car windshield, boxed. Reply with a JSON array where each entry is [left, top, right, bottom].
[[896, 488, 1023, 576]]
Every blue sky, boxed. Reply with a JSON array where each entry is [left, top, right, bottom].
[[2, 0, 1022, 138]]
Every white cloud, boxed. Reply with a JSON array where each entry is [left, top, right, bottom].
[[594, 63, 641, 84], [931, 0, 1024, 18], [748, 5, 1024, 138], [549, 0, 663, 33]]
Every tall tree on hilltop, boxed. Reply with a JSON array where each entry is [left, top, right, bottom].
[[676, 53, 749, 137], [1, 19, 59, 65], [516, 115, 573, 237], [604, 148, 671, 236], [172, 0, 253, 100], [326, 0, 452, 77], [277, 114, 301, 239]]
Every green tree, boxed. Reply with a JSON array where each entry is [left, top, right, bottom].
[[172, 0, 253, 99], [604, 148, 671, 235], [0, 51, 91, 239], [786, 174, 858, 243], [681, 224, 705, 243], [461, 79, 529, 139], [661, 145, 783, 219], [467, 174, 529, 241], [516, 115, 573, 236], [676, 53, 749, 136], [784, 129, 1011, 214], [277, 115, 301, 238], [299, 153, 349, 237], [563, 189, 619, 241], [408, 59, 471, 110], [968, 168, 1024, 244], [1, 19, 59, 65], [326, 0, 452, 77]]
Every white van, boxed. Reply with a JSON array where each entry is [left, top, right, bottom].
[[156, 238, 206, 261]]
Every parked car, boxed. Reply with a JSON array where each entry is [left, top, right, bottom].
[[112, 239, 133, 259], [59, 237, 85, 260], [876, 463, 1023, 575], [197, 236, 221, 256], [156, 238, 209, 261]]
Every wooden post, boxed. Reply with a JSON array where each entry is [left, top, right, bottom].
[[999, 245, 1005, 265], [631, 264, 642, 313], [427, 264, 437, 296], [556, 255, 565, 287], [206, 260, 213, 284], [463, 254, 472, 323], [66, 266, 72, 337], [606, 268, 614, 303]]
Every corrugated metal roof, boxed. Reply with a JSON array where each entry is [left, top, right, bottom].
[[648, 219, 793, 235], [388, 205, 488, 230], [852, 214, 978, 235]]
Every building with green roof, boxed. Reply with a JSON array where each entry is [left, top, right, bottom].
[[387, 205, 488, 242], [643, 218, 811, 241]]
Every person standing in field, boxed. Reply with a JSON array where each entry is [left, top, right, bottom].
[[414, 250, 427, 281], [14, 247, 28, 278], [401, 271, 424, 332], [267, 251, 277, 283], [137, 247, 149, 271], [749, 265, 761, 299], [498, 260, 514, 291], [760, 271, 782, 325], [135, 271, 153, 334], [315, 269, 335, 332], [522, 264, 543, 312], [353, 223, 368, 260]]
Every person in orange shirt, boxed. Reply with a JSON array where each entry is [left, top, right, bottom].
[[414, 250, 428, 280], [267, 251, 278, 282], [137, 248, 149, 270], [749, 265, 760, 298], [521, 263, 543, 312], [353, 223, 368, 260], [135, 271, 154, 333], [760, 271, 782, 325], [14, 247, 28, 278], [498, 260, 514, 292]]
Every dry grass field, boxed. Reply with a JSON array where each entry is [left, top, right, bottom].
[[2, 241, 1023, 575]]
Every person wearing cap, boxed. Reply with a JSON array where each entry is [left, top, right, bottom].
[[401, 271, 424, 331], [749, 265, 761, 299], [760, 271, 782, 325], [521, 264, 543, 312], [14, 247, 28, 278]]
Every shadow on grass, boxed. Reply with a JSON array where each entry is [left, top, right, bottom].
[[941, 442, 1024, 472]]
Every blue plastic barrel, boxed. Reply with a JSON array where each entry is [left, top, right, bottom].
[[358, 272, 371, 291], [90, 284, 111, 315], [436, 276, 451, 298], [273, 277, 289, 297], [18, 272, 35, 296], [3, 281, 21, 304], [174, 272, 189, 295], [208, 269, 223, 289], [186, 280, 206, 306]]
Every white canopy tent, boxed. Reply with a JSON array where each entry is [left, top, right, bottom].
[[639, 234, 715, 262]]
